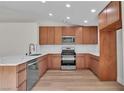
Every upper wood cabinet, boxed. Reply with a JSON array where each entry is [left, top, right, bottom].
[[107, 1, 121, 26], [99, 1, 122, 31], [39, 26, 98, 45], [54, 27, 62, 44], [62, 27, 75, 36], [47, 27, 55, 44], [75, 27, 83, 44], [39, 27, 48, 45], [82, 26, 98, 44], [99, 8, 107, 30]]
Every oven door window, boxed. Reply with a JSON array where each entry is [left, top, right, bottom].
[[61, 60, 75, 65]]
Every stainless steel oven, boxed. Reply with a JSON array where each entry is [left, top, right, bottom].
[[61, 47, 76, 70]]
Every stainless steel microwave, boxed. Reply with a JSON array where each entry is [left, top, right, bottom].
[[62, 36, 75, 44]]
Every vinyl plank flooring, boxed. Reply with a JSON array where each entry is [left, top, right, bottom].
[[32, 70, 124, 91]]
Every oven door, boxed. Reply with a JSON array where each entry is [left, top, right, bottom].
[[61, 60, 75, 65]]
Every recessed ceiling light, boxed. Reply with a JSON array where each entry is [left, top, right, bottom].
[[49, 13, 53, 16], [66, 4, 71, 8], [84, 20, 88, 23], [91, 9, 96, 13], [42, 0, 46, 3], [66, 16, 70, 20]]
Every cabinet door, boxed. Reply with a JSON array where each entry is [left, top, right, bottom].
[[107, 1, 120, 26], [54, 27, 62, 44], [38, 56, 48, 77], [76, 55, 85, 69], [75, 27, 83, 44], [89, 55, 99, 75], [39, 27, 48, 45], [51, 55, 61, 69], [99, 8, 107, 30], [62, 27, 75, 36], [82, 27, 89, 44], [47, 27, 55, 44], [82, 26, 98, 44], [89, 27, 98, 44]]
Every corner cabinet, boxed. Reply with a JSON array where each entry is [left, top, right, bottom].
[[99, 1, 122, 31]]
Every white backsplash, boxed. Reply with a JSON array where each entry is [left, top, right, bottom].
[[40, 44, 99, 54]]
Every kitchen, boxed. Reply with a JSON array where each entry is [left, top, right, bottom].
[[0, 0, 124, 91]]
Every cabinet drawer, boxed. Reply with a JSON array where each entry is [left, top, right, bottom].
[[18, 81, 26, 91], [17, 63, 26, 72], [17, 69, 26, 87]]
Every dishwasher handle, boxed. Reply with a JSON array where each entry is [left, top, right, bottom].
[[27, 61, 37, 66]]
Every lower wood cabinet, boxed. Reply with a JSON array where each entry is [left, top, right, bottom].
[[89, 55, 99, 75], [76, 54, 99, 76], [0, 63, 27, 91], [38, 55, 48, 77], [48, 54, 61, 70], [76, 54, 90, 69], [76, 54, 86, 69]]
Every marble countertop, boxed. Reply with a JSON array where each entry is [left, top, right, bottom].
[[0, 52, 99, 66]]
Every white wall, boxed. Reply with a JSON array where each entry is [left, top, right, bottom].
[[122, 1, 124, 85], [38, 20, 75, 26], [116, 29, 123, 84], [0, 23, 38, 56], [116, 2, 124, 85]]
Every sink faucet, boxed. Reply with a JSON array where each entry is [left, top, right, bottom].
[[29, 43, 35, 55]]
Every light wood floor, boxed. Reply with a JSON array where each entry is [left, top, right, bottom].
[[32, 70, 124, 91]]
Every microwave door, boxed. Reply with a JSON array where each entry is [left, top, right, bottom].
[[62, 37, 75, 44]]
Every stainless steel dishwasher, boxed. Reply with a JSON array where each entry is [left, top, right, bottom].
[[27, 59, 39, 90]]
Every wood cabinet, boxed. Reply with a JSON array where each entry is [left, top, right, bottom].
[[76, 54, 99, 76], [0, 63, 27, 91], [99, 31, 117, 80], [76, 54, 86, 69], [75, 27, 83, 44], [38, 55, 48, 77], [54, 27, 62, 44], [39, 26, 98, 45], [99, 8, 107, 30], [99, 1, 122, 31], [39, 27, 48, 45], [62, 27, 75, 36], [107, 1, 121, 26], [47, 27, 55, 44], [48, 54, 61, 70], [89, 55, 99, 75], [82, 26, 98, 44]]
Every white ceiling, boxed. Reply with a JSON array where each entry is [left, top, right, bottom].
[[0, 1, 109, 26]]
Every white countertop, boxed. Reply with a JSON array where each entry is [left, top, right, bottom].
[[0, 53, 47, 66], [0, 52, 99, 66]]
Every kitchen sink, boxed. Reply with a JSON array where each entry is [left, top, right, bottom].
[[29, 54, 41, 56]]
